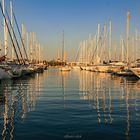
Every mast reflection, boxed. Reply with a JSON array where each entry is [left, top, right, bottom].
[[0, 74, 42, 140], [78, 71, 140, 139], [60, 71, 70, 108]]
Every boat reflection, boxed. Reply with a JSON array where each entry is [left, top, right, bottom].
[[0, 69, 139, 139], [60, 71, 71, 108], [0, 74, 44, 140], [78, 70, 140, 139]]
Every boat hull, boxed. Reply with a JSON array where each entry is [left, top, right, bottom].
[[0, 67, 13, 79], [59, 66, 71, 71], [130, 68, 140, 78]]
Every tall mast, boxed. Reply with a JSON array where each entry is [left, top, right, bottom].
[[26, 32, 29, 62], [135, 29, 138, 61], [37, 42, 39, 63], [109, 20, 112, 61], [74, 43, 81, 63], [35, 41, 37, 63], [120, 35, 122, 62], [94, 35, 97, 64], [83, 41, 86, 64], [39, 43, 41, 63], [88, 34, 91, 63], [85, 40, 87, 65], [132, 35, 135, 62], [97, 23, 100, 64], [114, 41, 117, 61], [10, 0, 14, 60], [13, 10, 29, 62], [126, 11, 131, 63], [2, 0, 7, 57], [5, 17, 8, 57], [120, 35, 124, 62], [0, 2, 20, 63], [62, 30, 64, 63], [5, 9, 26, 64], [22, 24, 26, 60], [33, 32, 35, 62], [30, 32, 33, 62], [82, 41, 84, 64], [103, 24, 107, 62]]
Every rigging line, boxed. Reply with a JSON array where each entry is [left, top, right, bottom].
[[13, 10, 29, 62], [90, 27, 104, 63], [99, 29, 109, 61], [0, 2, 20, 64], [74, 43, 81, 63], [121, 36, 127, 61], [5, 9, 26, 65]]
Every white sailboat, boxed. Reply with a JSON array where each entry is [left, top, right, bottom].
[[0, 0, 13, 80], [60, 65, 71, 71], [59, 31, 71, 71]]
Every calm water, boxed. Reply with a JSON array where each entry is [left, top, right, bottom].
[[0, 68, 140, 140]]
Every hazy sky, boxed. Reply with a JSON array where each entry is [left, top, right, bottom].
[[4, 0, 140, 61]]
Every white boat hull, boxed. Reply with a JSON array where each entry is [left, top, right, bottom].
[[59, 66, 71, 71], [72, 66, 80, 70], [130, 68, 140, 78], [96, 65, 110, 73]]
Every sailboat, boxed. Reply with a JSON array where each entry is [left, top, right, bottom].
[[59, 31, 71, 71], [0, 0, 14, 79], [59, 52, 71, 71]]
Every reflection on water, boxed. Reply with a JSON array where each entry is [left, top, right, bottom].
[[79, 71, 140, 140], [0, 69, 140, 140], [0, 73, 46, 140]]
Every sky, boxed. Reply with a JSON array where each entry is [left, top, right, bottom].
[[3, 0, 140, 61]]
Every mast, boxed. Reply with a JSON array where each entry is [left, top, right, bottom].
[[97, 23, 100, 64], [120, 36, 121, 62], [22, 24, 26, 60], [135, 29, 138, 61], [38, 43, 40, 63], [26, 32, 29, 62], [93, 35, 97, 64], [88, 34, 91, 63], [109, 21, 112, 61], [13, 11, 29, 62], [30, 32, 33, 63], [5, 17, 8, 57], [38, 43, 41, 63], [33, 32, 35, 62], [132, 35, 135, 62], [0, 2, 20, 63], [2, 0, 7, 57], [83, 40, 87, 65], [62, 30, 65, 63], [10, 0, 14, 60], [103, 24, 107, 62], [114, 41, 117, 61], [5, 9, 26, 65], [126, 11, 131, 63], [81, 41, 83, 64], [35, 41, 37, 63], [79, 42, 82, 63], [74, 43, 81, 63], [85, 40, 87, 65], [120, 35, 124, 62]]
